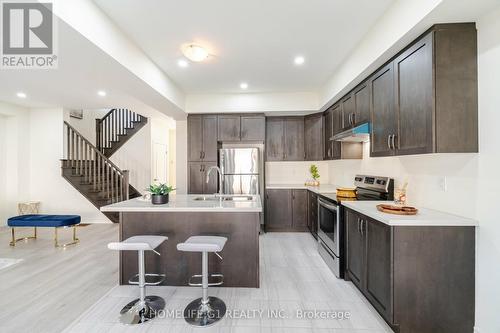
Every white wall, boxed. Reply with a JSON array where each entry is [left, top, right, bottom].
[[0, 102, 31, 225], [475, 7, 500, 333], [186, 92, 319, 114], [65, 109, 108, 146], [175, 120, 188, 194]]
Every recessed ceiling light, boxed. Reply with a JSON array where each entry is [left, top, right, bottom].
[[294, 56, 305, 65], [178, 59, 189, 68], [182, 43, 209, 62], [16, 92, 27, 98], [240, 82, 248, 90], [97, 90, 107, 97]]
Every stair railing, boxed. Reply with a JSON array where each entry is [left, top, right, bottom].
[[64, 121, 129, 203], [95, 109, 142, 154]]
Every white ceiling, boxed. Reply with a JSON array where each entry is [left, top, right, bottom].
[[0, 18, 184, 119], [93, 0, 395, 94]]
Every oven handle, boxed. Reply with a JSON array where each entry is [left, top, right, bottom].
[[318, 198, 338, 211]]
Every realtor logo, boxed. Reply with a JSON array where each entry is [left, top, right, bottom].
[[1, 1, 58, 69]]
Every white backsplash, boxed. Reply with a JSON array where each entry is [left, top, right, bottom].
[[265, 161, 330, 185]]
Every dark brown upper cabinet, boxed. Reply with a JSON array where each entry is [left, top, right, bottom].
[[341, 94, 355, 128], [369, 24, 478, 157], [265, 117, 304, 161], [265, 118, 285, 161], [217, 114, 265, 142], [240, 115, 266, 141], [188, 115, 218, 162], [370, 62, 397, 157], [304, 113, 323, 161], [284, 117, 305, 160], [353, 82, 370, 125], [323, 108, 333, 160], [218, 115, 241, 141], [331, 104, 344, 159]]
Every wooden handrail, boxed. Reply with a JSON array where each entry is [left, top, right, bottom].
[[95, 109, 144, 154], [97, 108, 116, 124]]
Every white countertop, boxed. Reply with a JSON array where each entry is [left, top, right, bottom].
[[341, 201, 478, 227], [100, 194, 262, 213], [266, 183, 339, 195]]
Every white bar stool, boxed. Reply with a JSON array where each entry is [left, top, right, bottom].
[[177, 235, 227, 327], [108, 235, 167, 324]]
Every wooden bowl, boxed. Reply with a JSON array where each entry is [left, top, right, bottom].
[[377, 204, 418, 215]]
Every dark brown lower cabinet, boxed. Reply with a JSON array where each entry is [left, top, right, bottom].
[[265, 189, 308, 231], [307, 191, 318, 238], [344, 208, 475, 333], [188, 162, 217, 194]]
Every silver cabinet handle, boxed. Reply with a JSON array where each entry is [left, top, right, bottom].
[[200, 151, 203, 159], [357, 218, 361, 234], [391, 134, 397, 150], [360, 219, 364, 236], [387, 135, 392, 150]]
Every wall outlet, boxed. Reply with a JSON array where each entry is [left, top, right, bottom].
[[439, 176, 448, 192]]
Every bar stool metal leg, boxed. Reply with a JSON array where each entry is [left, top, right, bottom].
[[119, 249, 165, 324], [184, 251, 227, 327]]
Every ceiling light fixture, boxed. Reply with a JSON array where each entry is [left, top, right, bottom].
[[240, 82, 248, 90], [97, 90, 107, 97], [294, 56, 305, 65], [16, 92, 27, 98], [178, 59, 189, 68], [182, 43, 209, 62]]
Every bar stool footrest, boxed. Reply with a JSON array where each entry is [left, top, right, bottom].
[[128, 273, 166, 286], [188, 273, 224, 287]]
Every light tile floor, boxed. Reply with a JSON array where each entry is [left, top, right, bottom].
[[64, 232, 392, 333]]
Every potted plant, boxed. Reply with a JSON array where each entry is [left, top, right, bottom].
[[147, 183, 175, 205], [309, 164, 320, 186]]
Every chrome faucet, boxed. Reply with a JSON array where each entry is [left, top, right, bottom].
[[206, 166, 223, 196]]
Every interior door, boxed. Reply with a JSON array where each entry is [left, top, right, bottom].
[[152, 142, 168, 184], [394, 33, 434, 155], [370, 62, 397, 157]]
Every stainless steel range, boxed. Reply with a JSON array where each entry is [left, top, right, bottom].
[[317, 175, 394, 278]]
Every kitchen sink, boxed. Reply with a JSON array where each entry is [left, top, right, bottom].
[[192, 195, 254, 201]]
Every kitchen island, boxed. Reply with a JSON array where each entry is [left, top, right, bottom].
[[101, 194, 262, 288]]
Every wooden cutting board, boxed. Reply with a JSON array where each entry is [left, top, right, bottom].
[[376, 204, 418, 215]]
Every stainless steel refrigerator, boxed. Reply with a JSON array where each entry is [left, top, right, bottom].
[[219, 148, 260, 195]]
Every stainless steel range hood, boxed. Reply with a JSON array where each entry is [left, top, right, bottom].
[[330, 123, 370, 143]]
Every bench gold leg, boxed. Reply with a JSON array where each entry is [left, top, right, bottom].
[[9, 227, 37, 246], [54, 225, 80, 248]]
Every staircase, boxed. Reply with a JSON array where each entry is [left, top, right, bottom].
[[96, 108, 148, 158], [61, 111, 146, 223]]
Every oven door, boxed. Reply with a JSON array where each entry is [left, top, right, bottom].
[[317, 198, 340, 256]]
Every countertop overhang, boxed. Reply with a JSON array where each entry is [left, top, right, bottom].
[[342, 201, 478, 227], [100, 194, 262, 213]]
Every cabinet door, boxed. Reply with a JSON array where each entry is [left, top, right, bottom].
[[292, 190, 308, 229], [365, 217, 392, 322], [241, 116, 265, 141], [284, 117, 305, 161], [188, 162, 204, 194], [346, 209, 364, 289], [265, 118, 285, 161], [308, 191, 318, 236], [265, 189, 292, 230], [203, 162, 218, 194], [331, 104, 343, 159], [341, 94, 355, 128], [218, 115, 241, 141], [323, 110, 333, 160], [354, 82, 370, 125], [202, 115, 218, 161], [370, 62, 397, 157], [304, 113, 323, 161], [394, 33, 434, 155], [188, 116, 203, 162]]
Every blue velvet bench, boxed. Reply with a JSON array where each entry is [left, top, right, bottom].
[[7, 214, 81, 247]]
